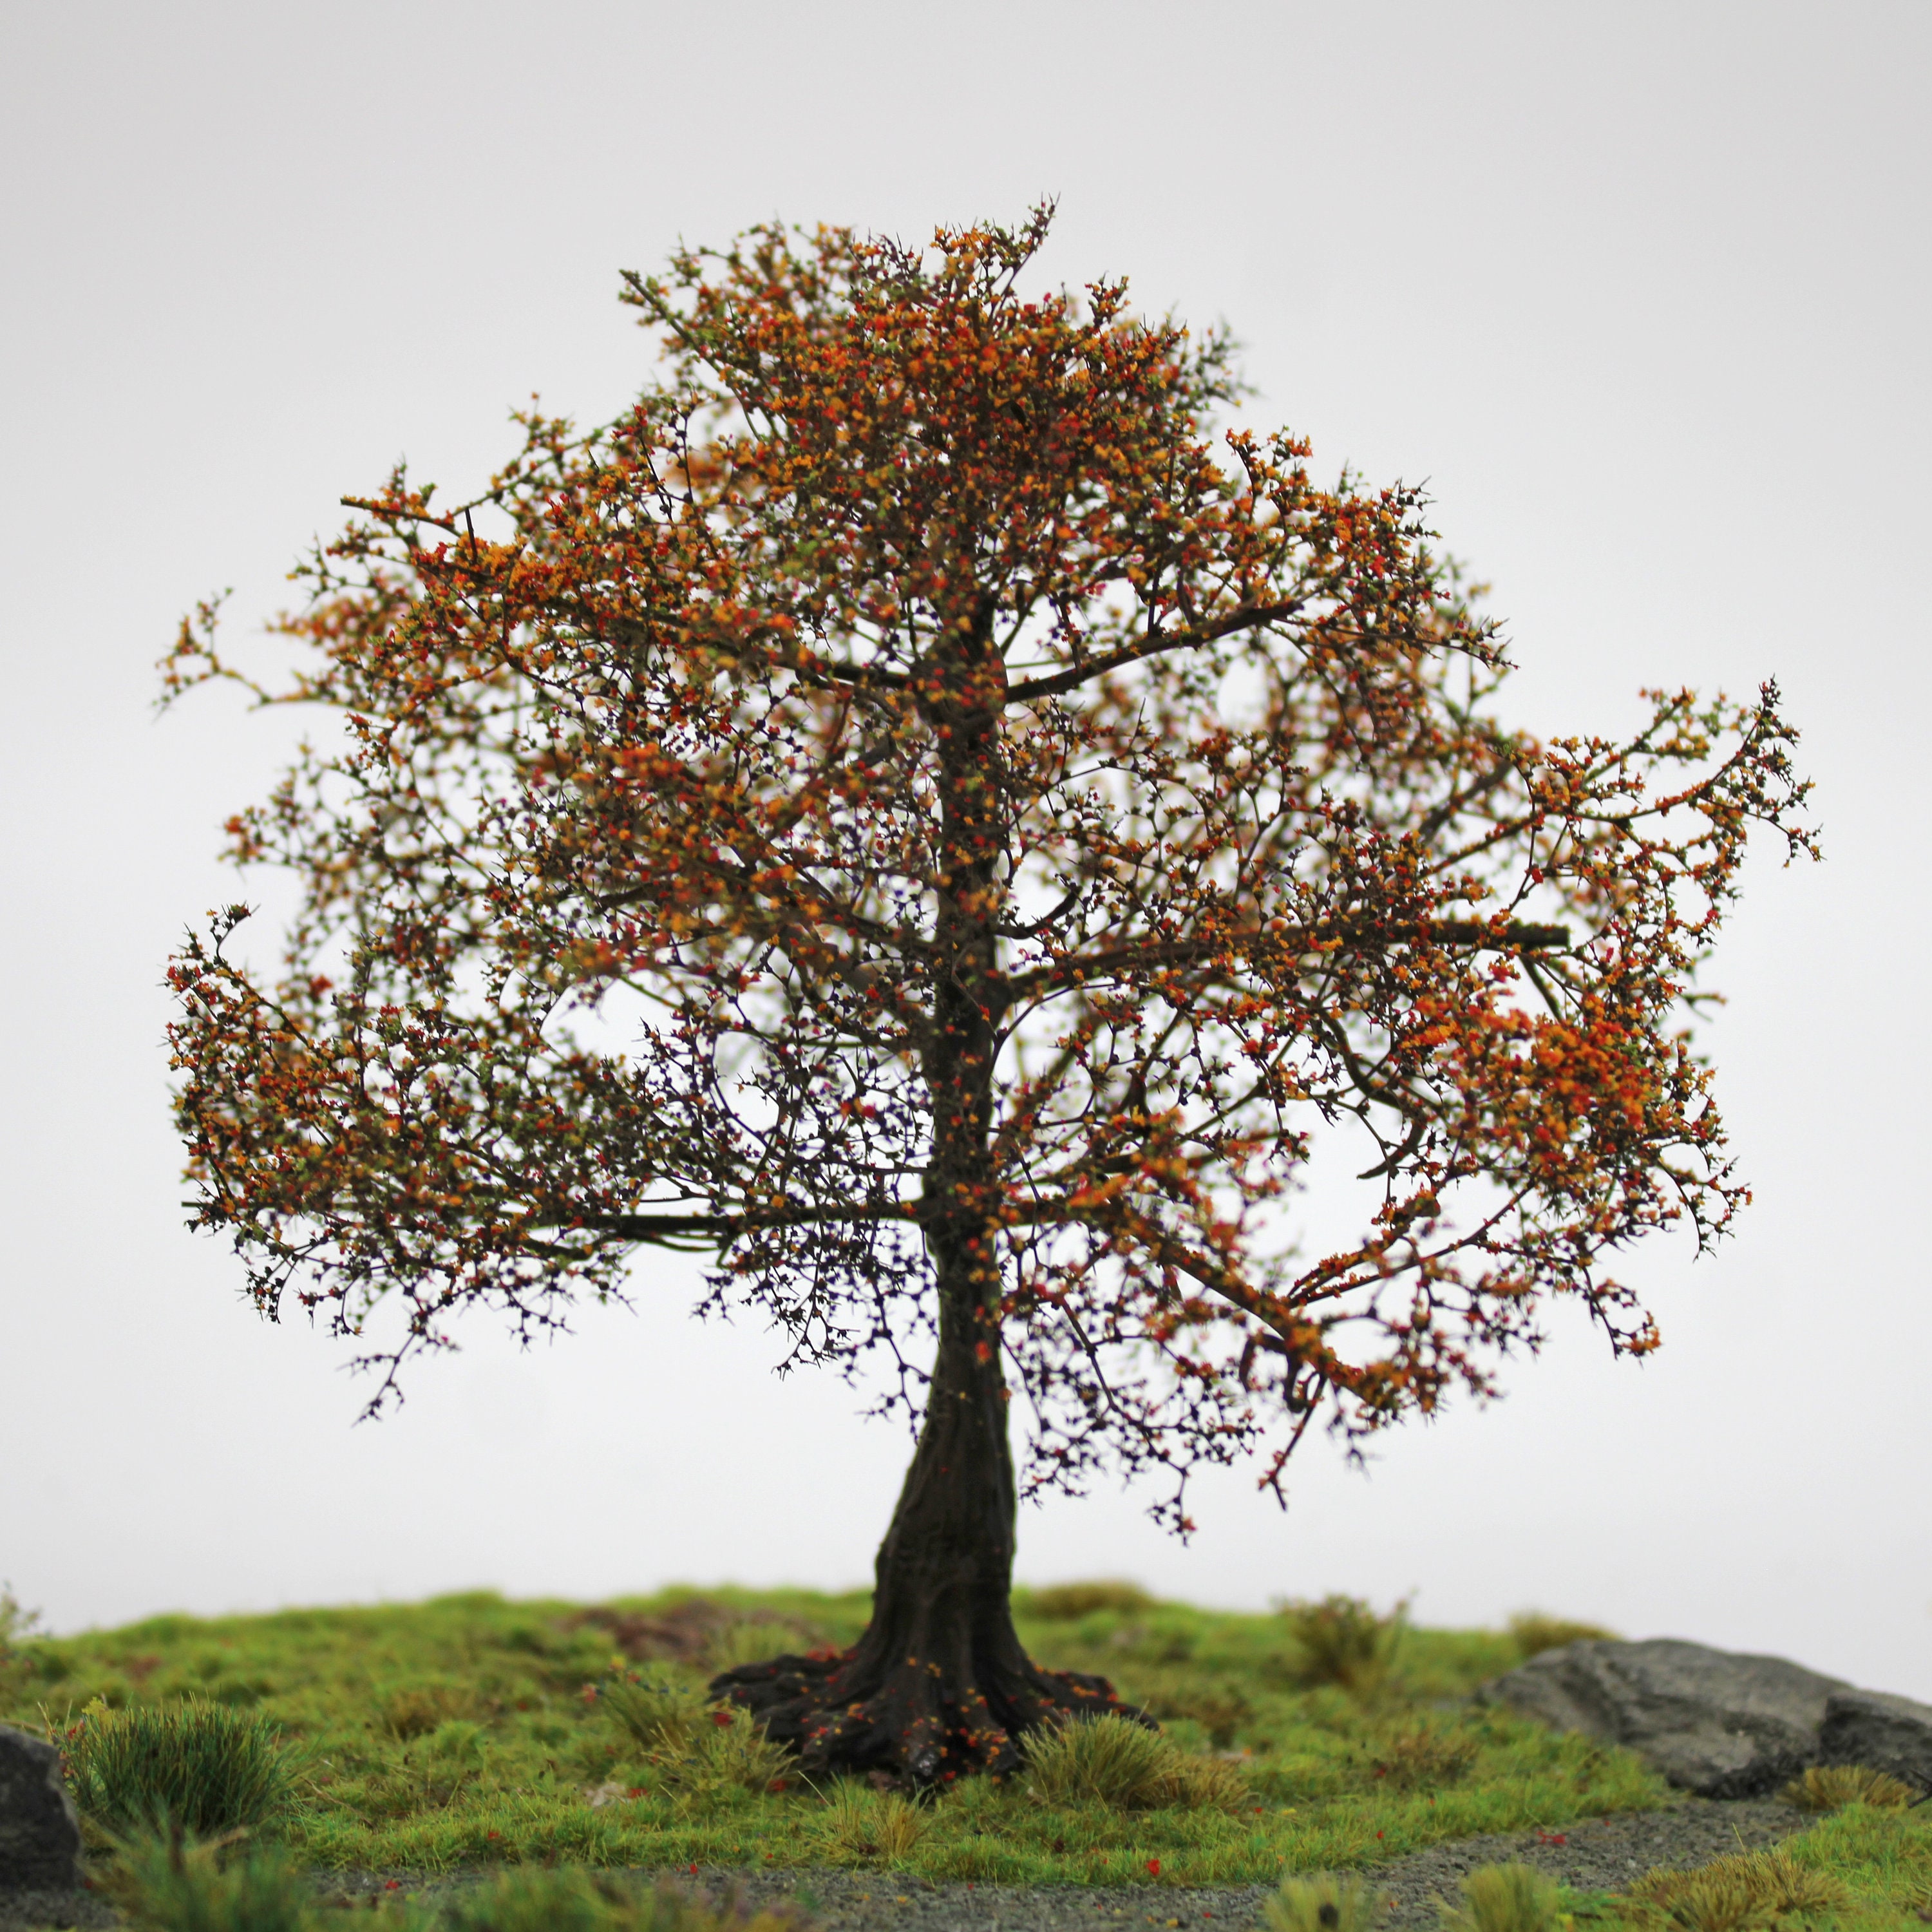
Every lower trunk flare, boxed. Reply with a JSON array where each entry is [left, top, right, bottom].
[[712, 1645, 1130, 1784], [722, 1209, 1140, 1782]]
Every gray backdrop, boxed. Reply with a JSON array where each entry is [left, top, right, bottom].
[[3, 1, 1925, 1693]]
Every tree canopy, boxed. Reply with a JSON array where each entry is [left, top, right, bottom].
[[165, 209, 1814, 1779]]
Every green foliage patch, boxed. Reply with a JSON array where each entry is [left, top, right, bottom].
[[0, 1584, 1683, 1892], [19, 1587, 1932, 1927]]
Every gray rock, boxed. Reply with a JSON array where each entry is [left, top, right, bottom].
[[1480, 1638, 1853, 1797], [1819, 1688, 1932, 1792], [0, 1724, 82, 1892]]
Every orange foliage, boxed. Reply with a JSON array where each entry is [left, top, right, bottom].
[[164, 210, 1814, 1524]]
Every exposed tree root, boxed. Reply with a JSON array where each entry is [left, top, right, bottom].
[[712, 1646, 1136, 1785]]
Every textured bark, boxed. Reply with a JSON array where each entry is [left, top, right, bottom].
[[710, 1260, 1131, 1782], [711, 616, 1135, 1783]]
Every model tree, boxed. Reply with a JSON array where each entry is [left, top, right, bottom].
[[165, 210, 1813, 1783]]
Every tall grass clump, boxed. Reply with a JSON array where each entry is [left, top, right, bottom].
[[1023, 1712, 1249, 1812], [1370, 1721, 1480, 1790], [1161, 1748, 1253, 1811], [1780, 1763, 1917, 1812], [818, 1783, 925, 1864], [665, 1707, 793, 1803], [1027, 1712, 1171, 1807], [0, 1582, 41, 1649], [437, 1868, 612, 1932], [1265, 1872, 1384, 1932], [0, 1583, 41, 1705], [1141, 1681, 1251, 1747], [598, 1672, 708, 1757], [102, 1830, 316, 1932], [1628, 1847, 1847, 1929], [1023, 1582, 1155, 1620], [704, 1623, 791, 1674], [1438, 1862, 1562, 1932], [1506, 1614, 1617, 1659], [1280, 1596, 1406, 1697], [1641, 1864, 1767, 1932], [379, 1683, 476, 1741], [70, 1698, 293, 1837]]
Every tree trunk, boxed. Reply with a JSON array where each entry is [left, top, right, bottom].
[[712, 611, 1135, 1783], [711, 1235, 1132, 1781]]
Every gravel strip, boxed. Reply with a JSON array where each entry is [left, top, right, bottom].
[[308, 1796, 1810, 1932], [1350, 1796, 1805, 1929], [0, 1884, 118, 1932], [0, 1798, 1812, 1931], [683, 1797, 1802, 1931]]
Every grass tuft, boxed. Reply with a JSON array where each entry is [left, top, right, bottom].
[[1141, 1682, 1251, 1747], [1438, 1862, 1562, 1932], [100, 1828, 317, 1932], [667, 1707, 793, 1803], [435, 1866, 614, 1932], [380, 1685, 477, 1741], [1025, 1712, 1173, 1809], [818, 1783, 925, 1864], [1157, 1748, 1253, 1814], [1505, 1614, 1618, 1659], [0, 1587, 40, 1709], [1638, 1864, 1770, 1932], [1627, 1846, 1847, 1929], [1023, 1582, 1155, 1620], [1779, 1763, 1918, 1812], [1369, 1721, 1479, 1792], [704, 1624, 791, 1675], [1023, 1712, 1250, 1813], [70, 1697, 294, 1838], [599, 1672, 708, 1757], [1265, 1871, 1385, 1932], [0, 1581, 42, 1649], [1280, 1597, 1406, 1698]]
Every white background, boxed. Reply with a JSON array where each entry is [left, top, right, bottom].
[[3, 3, 1926, 1692]]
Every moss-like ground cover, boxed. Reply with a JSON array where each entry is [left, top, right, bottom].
[[4, 1586, 1673, 1890], [14, 1589, 1932, 1927], [19, 1585, 1932, 1932]]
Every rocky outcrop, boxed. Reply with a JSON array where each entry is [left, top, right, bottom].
[[0, 1723, 82, 1891], [1819, 1689, 1932, 1792], [1479, 1637, 1932, 1798]]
